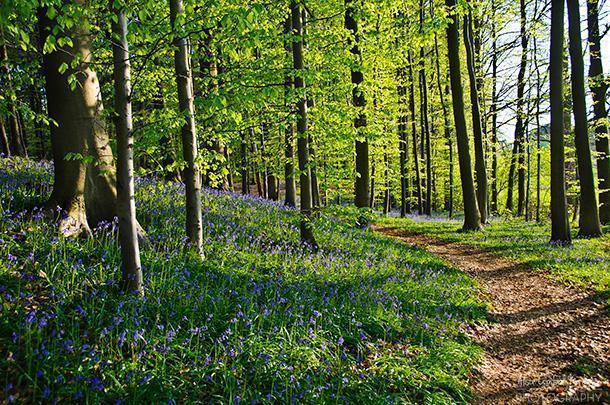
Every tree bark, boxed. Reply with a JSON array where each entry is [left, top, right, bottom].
[[38, 2, 118, 236], [0, 116, 9, 156], [345, 0, 369, 211], [419, 1, 432, 216], [170, 0, 204, 253], [490, 0, 498, 214], [549, 0, 571, 244], [396, 68, 411, 217], [291, 0, 317, 248], [567, 0, 602, 237], [587, 0, 610, 224], [463, 13, 488, 223], [433, 36, 453, 218], [1, 28, 27, 157], [506, 0, 528, 216], [240, 130, 249, 195], [408, 51, 423, 214], [110, 2, 143, 295], [445, 0, 481, 231], [283, 16, 297, 207]]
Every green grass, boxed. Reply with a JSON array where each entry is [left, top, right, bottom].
[[0, 158, 486, 403], [379, 215, 610, 298]]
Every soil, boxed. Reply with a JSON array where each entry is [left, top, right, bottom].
[[373, 225, 610, 404]]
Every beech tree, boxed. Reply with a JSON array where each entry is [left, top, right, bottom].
[[587, 0, 610, 225], [110, 0, 143, 295], [445, 0, 481, 231], [566, 0, 602, 238], [291, 0, 317, 248], [549, 0, 571, 244], [169, 0, 204, 253], [38, 0, 118, 236]]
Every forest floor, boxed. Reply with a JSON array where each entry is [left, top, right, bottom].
[[374, 223, 610, 404]]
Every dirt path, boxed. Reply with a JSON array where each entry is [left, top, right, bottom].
[[373, 225, 610, 404]]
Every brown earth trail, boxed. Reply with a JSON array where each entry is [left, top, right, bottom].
[[373, 225, 610, 404]]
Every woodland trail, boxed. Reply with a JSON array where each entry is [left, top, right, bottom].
[[373, 225, 610, 404]]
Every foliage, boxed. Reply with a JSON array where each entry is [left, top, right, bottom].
[[1, 157, 485, 403]]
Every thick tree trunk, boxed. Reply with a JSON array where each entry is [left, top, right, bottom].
[[283, 16, 297, 207], [291, 0, 317, 248], [170, 0, 204, 253], [567, 0, 602, 237], [408, 52, 423, 214], [38, 3, 118, 236], [445, 0, 481, 231], [463, 13, 488, 223], [549, 0, 571, 244], [345, 0, 369, 211], [110, 2, 143, 295], [587, 0, 610, 224]]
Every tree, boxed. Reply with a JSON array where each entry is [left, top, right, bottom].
[[463, 11, 488, 223], [587, 0, 610, 224], [549, 0, 571, 244], [110, 0, 143, 295], [291, 0, 317, 248], [169, 0, 204, 253], [408, 51, 423, 214], [38, 1, 118, 236], [1, 27, 27, 157], [506, 0, 528, 217], [345, 0, 369, 212], [283, 16, 297, 207], [445, 0, 481, 231], [566, 0, 602, 237]]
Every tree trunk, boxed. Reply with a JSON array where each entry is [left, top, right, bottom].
[[587, 0, 610, 224], [0, 116, 9, 156], [434, 36, 453, 218], [38, 3, 118, 236], [532, 1, 542, 223], [549, 0, 571, 244], [240, 130, 249, 195], [490, 0, 498, 214], [567, 0, 602, 237], [369, 162, 376, 209], [170, 0, 204, 253], [291, 0, 317, 248], [309, 133, 321, 208], [506, 0, 528, 216], [463, 13, 488, 223], [383, 150, 391, 215], [419, 1, 432, 216], [408, 51, 423, 214], [110, 2, 143, 295], [396, 68, 410, 217], [345, 0, 369, 211], [1, 28, 27, 157], [445, 0, 481, 231], [283, 16, 297, 207]]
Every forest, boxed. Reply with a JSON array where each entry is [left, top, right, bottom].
[[0, 0, 609, 402]]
